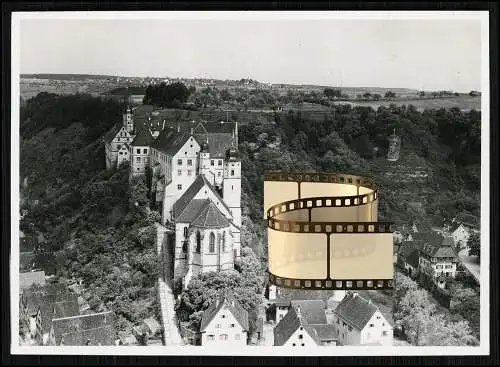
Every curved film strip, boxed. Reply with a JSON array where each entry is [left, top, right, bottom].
[[264, 171, 394, 290]]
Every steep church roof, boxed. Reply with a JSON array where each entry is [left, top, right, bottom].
[[191, 200, 230, 229], [172, 175, 231, 219]]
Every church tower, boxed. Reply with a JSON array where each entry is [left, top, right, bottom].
[[199, 137, 213, 185], [123, 106, 134, 133], [223, 131, 241, 227]]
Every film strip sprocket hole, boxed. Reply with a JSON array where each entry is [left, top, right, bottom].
[[264, 171, 394, 290]]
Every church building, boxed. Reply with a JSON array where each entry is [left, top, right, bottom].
[[104, 106, 242, 289]]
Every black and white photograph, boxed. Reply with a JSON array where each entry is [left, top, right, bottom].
[[10, 10, 489, 355]]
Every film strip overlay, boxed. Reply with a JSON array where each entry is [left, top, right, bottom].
[[264, 172, 394, 290]]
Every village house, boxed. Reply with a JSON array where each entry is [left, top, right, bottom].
[[333, 292, 393, 346], [199, 292, 249, 346], [416, 234, 458, 289], [20, 283, 80, 345], [273, 300, 337, 347], [49, 311, 116, 346], [397, 242, 420, 278]]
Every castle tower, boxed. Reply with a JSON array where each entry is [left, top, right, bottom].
[[123, 106, 134, 133], [223, 133, 241, 228]]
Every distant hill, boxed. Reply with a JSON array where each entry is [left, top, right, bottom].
[[21, 73, 118, 80]]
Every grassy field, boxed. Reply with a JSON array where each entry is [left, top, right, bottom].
[[336, 95, 481, 111]]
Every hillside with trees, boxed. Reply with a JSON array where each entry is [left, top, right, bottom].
[[20, 93, 161, 333], [19, 91, 481, 343]]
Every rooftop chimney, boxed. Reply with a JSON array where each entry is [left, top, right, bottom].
[[352, 291, 359, 298]]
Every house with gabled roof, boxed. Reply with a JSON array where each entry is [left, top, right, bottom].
[[333, 292, 392, 346], [199, 292, 249, 346], [416, 235, 458, 288], [397, 242, 420, 278], [49, 311, 115, 346], [103, 106, 136, 170], [273, 300, 337, 347]]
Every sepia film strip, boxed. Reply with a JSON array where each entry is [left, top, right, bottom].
[[264, 171, 394, 290]]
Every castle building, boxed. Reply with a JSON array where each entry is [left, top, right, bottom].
[[104, 107, 242, 289], [103, 106, 136, 170]]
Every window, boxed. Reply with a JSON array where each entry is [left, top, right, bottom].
[[218, 172, 221, 177], [136, 149, 140, 154], [177, 159, 182, 165], [187, 159, 192, 166], [348, 326, 352, 332], [211, 160, 214, 166], [222, 232, 226, 252], [376, 316, 381, 319], [209, 232, 215, 253], [187, 170, 192, 176], [299, 327, 303, 331], [235, 334, 240, 340], [178, 170, 182, 176], [382, 331, 388, 336], [119, 152, 123, 155], [369, 323, 374, 328], [196, 231, 201, 253], [301, 343, 305, 346], [183, 227, 188, 237], [182, 241, 187, 253], [218, 160, 222, 166], [298, 334, 303, 339], [117, 144, 122, 149], [136, 157, 141, 163], [207, 335, 214, 341], [221, 314, 226, 319], [215, 324, 220, 328], [231, 169, 235, 176], [220, 334, 228, 340], [177, 184, 182, 190], [292, 343, 296, 346]]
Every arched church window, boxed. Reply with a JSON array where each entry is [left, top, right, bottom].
[[222, 232, 226, 252], [183, 227, 188, 237], [209, 232, 216, 253], [196, 231, 201, 253], [182, 241, 187, 253], [217, 233, 222, 251]]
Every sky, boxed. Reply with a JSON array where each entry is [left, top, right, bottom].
[[19, 14, 484, 92]]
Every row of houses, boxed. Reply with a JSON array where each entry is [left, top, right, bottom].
[[19, 271, 116, 346], [263, 285, 393, 347], [395, 213, 479, 290]]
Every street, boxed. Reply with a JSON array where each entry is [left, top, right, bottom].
[[458, 249, 480, 283]]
